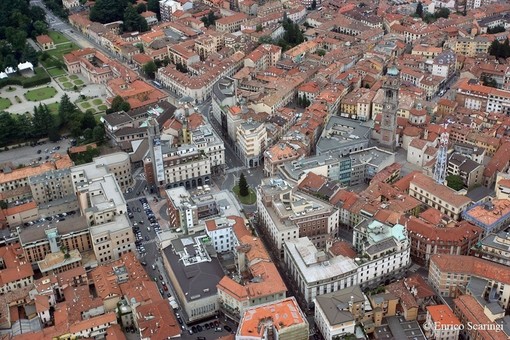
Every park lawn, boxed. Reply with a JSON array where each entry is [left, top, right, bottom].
[[80, 102, 91, 109], [74, 79, 84, 85], [25, 87, 58, 101], [92, 98, 102, 105], [47, 102, 59, 114], [47, 31, 70, 43], [62, 82, 73, 89], [69, 75, 79, 80], [47, 42, 79, 61], [97, 105, 108, 111], [47, 67, 66, 77], [94, 113, 105, 123], [232, 185, 257, 205], [0, 97, 11, 110]]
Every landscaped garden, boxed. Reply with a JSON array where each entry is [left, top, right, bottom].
[[232, 173, 256, 205], [24, 86, 58, 101], [0, 98, 12, 110]]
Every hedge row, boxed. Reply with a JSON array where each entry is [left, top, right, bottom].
[[0, 67, 51, 89]]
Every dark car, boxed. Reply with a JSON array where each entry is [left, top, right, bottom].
[[224, 325, 232, 332], [214, 321, 219, 327], [192, 326, 197, 333], [37, 149, 42, 154], [163, 285, 168, 291], [204, 323, 210, 330], [159, 274, 163, 280], [209, 322, 214, 328], [197, 325, 203, 332]]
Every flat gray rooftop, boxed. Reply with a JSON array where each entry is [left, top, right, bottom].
[[163, 234, 225, 302]]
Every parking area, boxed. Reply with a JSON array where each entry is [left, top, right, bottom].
[[0, 139, 72, 167]]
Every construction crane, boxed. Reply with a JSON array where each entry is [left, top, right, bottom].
[[433, 122, 450, 185]]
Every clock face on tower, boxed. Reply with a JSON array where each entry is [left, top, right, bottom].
[[385, 104, 393, 111]]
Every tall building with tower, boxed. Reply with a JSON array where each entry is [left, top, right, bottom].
[[379, 66, 400, 151], [147, 117, 166, 188]]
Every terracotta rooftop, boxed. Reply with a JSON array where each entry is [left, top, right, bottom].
[[431, 254, 510, 285], [427, 305, 461, 326], [410, 173, 472, 207], [328, 240, 357, 259], [386, 280, 418, 310], [36, 35, 53, 45], [453, 295, 508, 340], [464, 199, 510, 227], [238, 297, 306, 337], [136, 299, 181, 339]]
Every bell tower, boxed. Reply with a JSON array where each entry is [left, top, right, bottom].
[[380, 65, 400, 151]]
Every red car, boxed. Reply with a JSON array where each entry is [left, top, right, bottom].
[[163, 285, 168, 291]]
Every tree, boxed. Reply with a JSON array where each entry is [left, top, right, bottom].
[[136, 3, 147, 13], [90, 0, 128, 23], [482, 75, 498, 88], [487, 25, 505, 34], [143, 61, 157, 79], [316, 49, 326, 56], [107, 95, 131, 113], [311, 0, 317, 10], [415, 1, 423, 18], [256, 24, 263, 32], [207, 11, 217, 26], [123, 5, 149, 32], [238, 173, 249, 197], [147, 0, 161, 20], [33, 103, 55, 137], [58, 94, 77, 127], [489, 39, 510, 59], [446, 175, 464, 191], [33, 20, 48, 36], [81, 110, 97, 130], [435, 7, 450, 19], [93, 125, 105, 142]]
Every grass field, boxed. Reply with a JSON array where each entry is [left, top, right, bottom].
[[74, 79, 84, 85], [62, 82, 73, 89], [24, 87, 57, 101], [232, 185, 257, 205], [47, 102, 59, 114], [58, 76, 68, 82], [47, 42, 79, 61], [6, 86, 16, 92], [47, 67, 66, 77], [47, 31, 69, 43], [97, 105, 108, 111], [92, 99, 102, 105], [69, 75, 79, 80], [80, 102, 91, 109], [0, 98, 11, 110]]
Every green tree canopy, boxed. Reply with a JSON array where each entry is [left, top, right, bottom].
[[238, 173, 249, 197], [107, 96, 131, 114], [415, 1, 423, 18], [90, 0, 128, 23], [143, 61, 157, 79], [446, 175, 464, 191]]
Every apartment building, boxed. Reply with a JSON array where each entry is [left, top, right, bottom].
[[316, 116, 371, 156], [217, 220, 287, 321], [453, 294, 509, 340], [194, 32, 224, 60], [19, 218, 91, 265], [144, 143, 211, 189], [244, 44, 282, 71], [0, 244, 34, 294], [429, 255, 510, 310], [462, 199, 510, 235], [314, 286, 367, 340], [283, 237, 358, 304], [423, 305, 462, 340], [471, 230, 510, 266], [156, 51, 244, 103], [263, 143, 302, 177], [29, 168, 74, 205], [90, 214, 135, 264], [204, 215, 243, 253], [257, 177, 339, 256], [353, 220, 410, 289], [0, 155, 73, 204], [453, 36, 491, 57], [447, 153, 484, 189], [236, 120, 267, 168], [406, 217, 482, 266], [456, 78, 510, 114], [236, 297, 308, 340], [216, 13, 248, 33], [408, 173, 472, 220]]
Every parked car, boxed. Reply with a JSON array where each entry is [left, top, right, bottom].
[[224, 325, 232, 332]]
